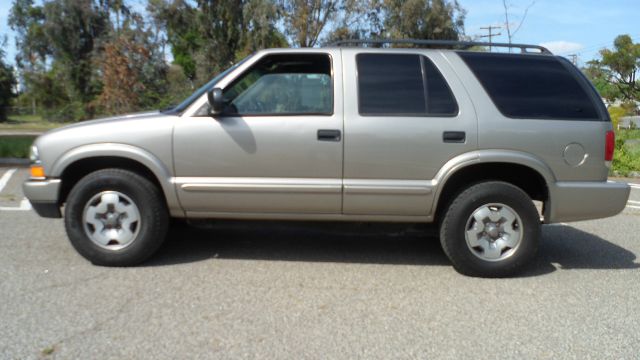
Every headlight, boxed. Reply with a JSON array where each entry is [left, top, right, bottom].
[[29, 145, 40, 163]]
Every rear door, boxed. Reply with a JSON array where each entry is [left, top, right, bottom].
[[341, 49, 478, 216]]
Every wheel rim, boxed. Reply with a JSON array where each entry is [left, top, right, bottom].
[[82, 191, 141, 251], [464, 203, 523, 262]]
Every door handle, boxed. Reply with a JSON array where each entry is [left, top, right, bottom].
[[443, 131, 466, 143], [317, 129, 341, 142]]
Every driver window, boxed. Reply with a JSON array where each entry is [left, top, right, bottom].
[[222, 54, 333, 115]]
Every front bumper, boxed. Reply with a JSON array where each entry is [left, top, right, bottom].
[[546, 180, 630, 223], [23, 179, 62, 218]]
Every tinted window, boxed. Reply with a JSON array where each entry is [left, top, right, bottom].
[[423, 58, 458, 115], [357, 53, 457, 116], [223, 54, 332, 115], [459, 52, 600, 120]]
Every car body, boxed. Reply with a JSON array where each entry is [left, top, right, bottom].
[[23, 42, 631, 277]]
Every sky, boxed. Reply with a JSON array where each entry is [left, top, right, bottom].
[[0, 0, 638, 67], [459, 0, 639, 65]]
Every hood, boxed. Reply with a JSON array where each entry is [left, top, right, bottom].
[[44, 110, 163, 135]]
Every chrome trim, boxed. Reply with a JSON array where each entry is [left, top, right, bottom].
[[175, 177, 342, 194], [344, 179, 433, 195]]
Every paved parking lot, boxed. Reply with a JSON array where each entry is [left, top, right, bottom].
[[1, 167, 639, 359]]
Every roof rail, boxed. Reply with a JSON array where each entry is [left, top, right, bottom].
[[329, 39, 553, 55]]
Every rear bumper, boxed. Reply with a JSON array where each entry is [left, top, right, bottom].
[[546, 180, 630, 223], [23, 179, 62, 218]]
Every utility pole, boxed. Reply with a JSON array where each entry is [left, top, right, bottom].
[[568, 54, 578, 66], [479, 26, 502, 52]]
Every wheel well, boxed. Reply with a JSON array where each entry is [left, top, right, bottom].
[[434, 163, 548, 222], [58, 157, 166, 205]]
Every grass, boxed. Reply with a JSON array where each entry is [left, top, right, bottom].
[[612, 129, 640, 177], [0, 136, 35, 158], [0, 114, 70, 132]]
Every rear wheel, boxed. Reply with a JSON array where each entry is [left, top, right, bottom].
[[64, 169, 168, 266], [439, 181, 540, 277]]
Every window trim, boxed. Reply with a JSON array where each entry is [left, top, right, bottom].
[[356, 53, 459, 118], [217, 52, 335, 118], [458, 51, 605, 122]]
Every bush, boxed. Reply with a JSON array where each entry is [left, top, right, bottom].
[[0, 136, 35, 158], [42, 101, 86, 123], [612, 129, 640, 176]]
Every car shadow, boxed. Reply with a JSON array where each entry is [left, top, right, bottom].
[[523, 224, 640, 276], [147, 221, 639, 277]]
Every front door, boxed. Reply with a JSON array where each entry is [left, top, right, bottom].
[[173, 51, 343, 216]]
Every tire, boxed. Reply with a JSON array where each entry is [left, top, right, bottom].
[[64, 168, 169, 266], [439, 181, 540, 277]]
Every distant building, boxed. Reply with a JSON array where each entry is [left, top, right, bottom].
[[619, 116, 640, 129]]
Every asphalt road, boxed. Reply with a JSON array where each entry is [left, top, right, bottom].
[[1, 167, 639, 359]]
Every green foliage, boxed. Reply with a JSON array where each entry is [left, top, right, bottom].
[[608, 106, 628, 130], [0, 40, 17, 122], [0, 136, 35, 158], [382, 0, 465, 40], [8, 0, 468, 123], [584, 34, 639, 106], [612, 130, 640, 176]]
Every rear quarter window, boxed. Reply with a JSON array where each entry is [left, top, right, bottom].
[[459, 52, 602, 120]]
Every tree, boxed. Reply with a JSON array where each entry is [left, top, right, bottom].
[[240, 0, 288, 55], [280, 0, 338, 47], [42, 0, 109, 106], [583, 59, 621, 103], [323, 0, 384, 44], [147, 0, 200, 81], [150, 0, 286, 85], [584, 35, 640, 105], [0, 42, 18, 122], [9, 0, 111, 120], [600, 35, 639, 102], [96, 32, 152, 114], [381, 0, 466, 41], [502, 0, 535, 45]]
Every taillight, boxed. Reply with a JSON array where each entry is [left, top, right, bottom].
[[605, 130, 615, 162]]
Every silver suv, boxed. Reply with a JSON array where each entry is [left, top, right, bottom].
[[23, 40, 631, 277]]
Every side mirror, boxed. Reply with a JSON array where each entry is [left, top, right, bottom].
[[207, 87, 224, 115]]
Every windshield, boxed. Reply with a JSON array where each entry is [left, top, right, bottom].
[[162, 54, 253, 114]]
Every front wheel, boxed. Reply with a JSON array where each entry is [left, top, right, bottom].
[[439, 181, 541, 277], [64, 169, 169, 266]]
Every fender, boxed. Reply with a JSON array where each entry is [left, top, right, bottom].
[[51, 143, 182, 216], [429, 149, 557, 216]]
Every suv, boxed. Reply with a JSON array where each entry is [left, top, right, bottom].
[[23, 40, 630, 277]]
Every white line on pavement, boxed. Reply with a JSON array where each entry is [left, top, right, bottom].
[[0, 168, 17, 194], [0, 198, 31, 211], [629, 184, 640, 190], [629, 200, 640, 204], [627, 205, 640, 210]]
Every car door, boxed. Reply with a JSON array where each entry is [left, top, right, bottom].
[[173, 50, 344, 216], [341, 49, 478, 216]]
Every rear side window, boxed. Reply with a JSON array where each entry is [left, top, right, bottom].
[[357, 53, 458, 116], [459, 52, 600, 120]]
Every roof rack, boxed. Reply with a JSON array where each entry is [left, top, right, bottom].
[[329, 39, 553, 55]]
